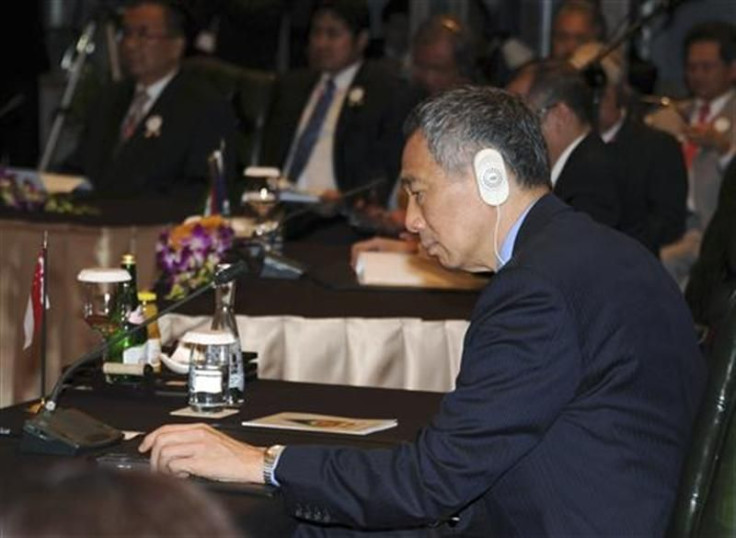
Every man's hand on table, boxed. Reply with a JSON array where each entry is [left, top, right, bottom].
[[139, 423, 265, 483]]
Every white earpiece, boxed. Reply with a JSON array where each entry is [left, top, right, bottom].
[[473, 148, 509, 207]]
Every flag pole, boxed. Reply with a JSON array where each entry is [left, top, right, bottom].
[[40, 231, 48, 398]]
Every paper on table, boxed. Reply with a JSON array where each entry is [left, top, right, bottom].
[[355, 251, 487, 290], [40, 172, 92, 193], [3, 167, 91, 193], [242, 412, 397, 435]]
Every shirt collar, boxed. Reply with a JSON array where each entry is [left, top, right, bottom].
[[498, 198, 539, 269], [137, 68, 178, 102], [321, 61, 362, 91], [695, 88, 735, 120], [551, 131, 587, 186], [601, 110, 626, 143]]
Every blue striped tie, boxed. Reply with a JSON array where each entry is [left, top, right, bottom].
[[286, 78, 336, 182]]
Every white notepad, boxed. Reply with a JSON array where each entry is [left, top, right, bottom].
[[355, 251, 487, 290], [242, 412, 398, 435]]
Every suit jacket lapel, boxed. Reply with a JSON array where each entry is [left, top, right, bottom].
[[335, 63, 366, 143]]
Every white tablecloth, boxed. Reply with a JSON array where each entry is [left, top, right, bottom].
[[159, 314, 469, 393]]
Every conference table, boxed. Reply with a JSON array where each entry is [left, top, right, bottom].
[[0, 378, 444, 537], [1, 202, 480, 407]]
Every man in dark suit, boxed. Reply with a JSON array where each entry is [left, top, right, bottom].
[[142, 87, 705, 537], [686, 159, 736, 330], [260, 0, 411, 205], [570, 42, 688, 256], [526, 60, 621, 228], [66, 0, 238, 200]]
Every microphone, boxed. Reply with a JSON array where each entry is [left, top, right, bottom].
[[20, 261, 250, 456]]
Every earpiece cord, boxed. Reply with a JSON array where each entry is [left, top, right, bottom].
[[493, 202, 503, 267]]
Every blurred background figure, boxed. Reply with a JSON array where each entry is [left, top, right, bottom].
[[550, 0, 607, 60], [409, 14, 477, 98], [0, 462, 239, 537], [62, 0, 238, 202], [260, 0, 411, 207], [525, 60, 621, 228], [366, 0, 410, 75], [569, 42, 688, 256], [647, 20, 736, 286]]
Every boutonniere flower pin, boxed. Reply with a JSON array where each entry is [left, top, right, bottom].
[[144, 115, 163, 138], [347, 87, 365, 108], [714, 116, 731, 134]]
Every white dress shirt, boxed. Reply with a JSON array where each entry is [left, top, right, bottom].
[[287, 62, 362, 194], [550, 132, 587, 187], [122, 69, 178, 131]]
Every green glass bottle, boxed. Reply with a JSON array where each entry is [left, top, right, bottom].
[[107, 254, 148, 383]]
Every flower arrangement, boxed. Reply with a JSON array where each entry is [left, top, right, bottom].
[[156, 215, 235, 299]]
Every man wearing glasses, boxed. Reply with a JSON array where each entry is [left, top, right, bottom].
[[66, 0, 237, 201]]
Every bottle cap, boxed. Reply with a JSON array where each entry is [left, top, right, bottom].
[[181, 329, 236, 346], [77, 268, 131, 283], [138, 290, 157, 302], [121, 253, 136, 265]]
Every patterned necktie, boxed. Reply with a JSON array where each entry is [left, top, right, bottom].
[[286, 78, 336, 182], [683, 101, 711, 170], [120, 89, 150, 141]]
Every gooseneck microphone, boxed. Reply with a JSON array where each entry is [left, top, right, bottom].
[[21, 260, 250, 455]]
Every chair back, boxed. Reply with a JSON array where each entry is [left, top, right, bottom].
[[668, 291, 736, 538], [181, 56, 276, 169], [697, 384, 736, 537]]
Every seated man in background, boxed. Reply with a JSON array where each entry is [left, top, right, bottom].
[[525, 60, 621, 228], [570, 42, 688, 256], [142, 87, 705, 537], [409, 14, 477, 98], [260, 0, 412, 206], [550, 0, 606, 60], [64, 0, 238, 202], [647, 21, 736, 286]]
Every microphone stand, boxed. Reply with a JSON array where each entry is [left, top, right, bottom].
[[21, 261, 250, 456], [38, 19, 97, 172], [579, 0, 690, 128]]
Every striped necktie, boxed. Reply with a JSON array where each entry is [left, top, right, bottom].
[[286, 78, 336, 182], [683, 101, 711, 170], [120, 89, 150, 141]]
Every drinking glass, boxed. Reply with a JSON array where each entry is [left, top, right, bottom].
[[183, 329, 236, 413], [77, 268, 131, 364], [240, 169, 284, 252]]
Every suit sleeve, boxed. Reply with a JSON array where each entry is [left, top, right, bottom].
[[274, 268, 581, 529], [643, 131, 688, 249]]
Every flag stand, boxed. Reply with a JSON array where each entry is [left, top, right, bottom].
[[40, 231, 48, 399], [26, 232, 49, 415]]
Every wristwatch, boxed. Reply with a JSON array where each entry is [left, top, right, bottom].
[[263, 444, 285, 486]]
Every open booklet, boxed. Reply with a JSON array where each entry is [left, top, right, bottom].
[[242, 412, 398, 436]]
